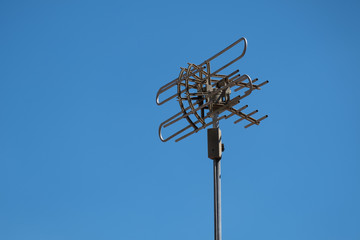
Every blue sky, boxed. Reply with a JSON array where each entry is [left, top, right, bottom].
[[1, 0, 359, 239]]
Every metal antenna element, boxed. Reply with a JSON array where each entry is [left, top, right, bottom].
[[156, 37, 268, 240]]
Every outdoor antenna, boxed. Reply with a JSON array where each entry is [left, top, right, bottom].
[[156, 37, 268, 240]]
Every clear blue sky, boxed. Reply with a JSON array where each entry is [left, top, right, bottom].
[[1, 1, 359, 239]]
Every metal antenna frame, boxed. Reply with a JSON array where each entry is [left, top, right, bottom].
[[156, 37, 268, 240]]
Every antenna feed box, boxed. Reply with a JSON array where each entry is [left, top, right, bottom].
[[208, 128, 223, 160]]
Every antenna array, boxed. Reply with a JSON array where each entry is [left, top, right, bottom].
[[156, 37, 268, 142]]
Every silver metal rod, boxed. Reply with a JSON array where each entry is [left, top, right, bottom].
[[225, 105, 248, 119], [234, 110, 258, 124], [212, 115, 221, 240], [257, 80, 269, 87], [213, 158, 222, 240]]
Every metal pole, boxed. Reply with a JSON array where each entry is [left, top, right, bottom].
[[213, 158, 222, 240], [212, 115, 222, 240]]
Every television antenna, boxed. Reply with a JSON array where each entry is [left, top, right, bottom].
[[156, 37, 268, 240]]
